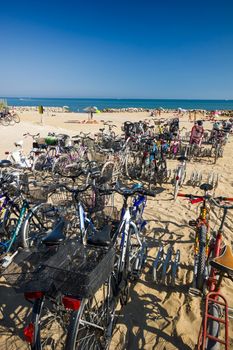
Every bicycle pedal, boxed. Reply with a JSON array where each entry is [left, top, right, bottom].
[[188, 287, 202, 297]]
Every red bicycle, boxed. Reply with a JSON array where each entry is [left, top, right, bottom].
[[197, 197, 233, 350]]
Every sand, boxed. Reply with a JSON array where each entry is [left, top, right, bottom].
[[0, 109, 232, 350]]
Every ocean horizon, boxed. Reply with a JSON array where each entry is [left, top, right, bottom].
[[2, 97, 233, 111]]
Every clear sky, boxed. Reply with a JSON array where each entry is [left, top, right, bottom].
[[1, 0, 233, 99]]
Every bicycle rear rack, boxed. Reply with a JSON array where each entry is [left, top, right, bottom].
[[197, 291, 229, 350], [152, 245, 180, 286]]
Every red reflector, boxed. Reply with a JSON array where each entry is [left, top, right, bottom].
[[24, 291, 44, 300], [24, 323, 34, 344], [35, 152, 40, 156], [5, 151, 9, 155], [62, 296, 81, 310], [176, 176, 180, 180]]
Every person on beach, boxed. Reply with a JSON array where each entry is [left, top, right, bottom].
[[190, 120, 204, 145], [194, 110, 197, 122], [188, 110, 192, 122]]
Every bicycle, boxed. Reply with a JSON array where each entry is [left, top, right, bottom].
[[197, 196, 233, 350], [178, 183, 213, 291], [0, 173, 61, 267], [173, 154, 188, 201], [64, 182, 155, 349]]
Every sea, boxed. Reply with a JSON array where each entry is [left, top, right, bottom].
[[2, 97, 233, 112]]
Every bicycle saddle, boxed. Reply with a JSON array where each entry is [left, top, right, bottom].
[[177, 156, 188, 162], [0, 160, 12, 168], [14, 140, 23, 147], [99, 128, 105, 132], [87, 225, 112, 247], [210, 245, 233, 276], [200, 183, 213, 191], [42, 220, 66, 246]]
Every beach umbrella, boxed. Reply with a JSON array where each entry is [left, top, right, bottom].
[[63, 105, 70, 111], [83, 106, 98, 113]]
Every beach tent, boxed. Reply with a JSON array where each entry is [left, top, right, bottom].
[[63, 105, 70, 112]]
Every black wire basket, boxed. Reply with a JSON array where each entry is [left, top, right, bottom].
[[2, 241, 115, 298]]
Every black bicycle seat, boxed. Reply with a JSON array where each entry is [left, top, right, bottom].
[[42, 220, 66, 246], [177, 156, 188, 162], [0, 160, 12, 168], [99, 128, 105, 132], [200, 183, 213, 192], [87, 225, 111, 247]]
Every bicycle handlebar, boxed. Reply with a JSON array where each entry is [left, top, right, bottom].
[[98, 184, 156, 198], [210, 197, 233, 209], [23, 132, 40, 138], [178, 193, 233, 208]]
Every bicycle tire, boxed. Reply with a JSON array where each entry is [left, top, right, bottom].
[[206, 303, 220, 350], [32, 154, 49, 172], [196, 225, 207, 291], [173, 168, 181, 200], [1, 115, 10, 126], [65, 275, 114, 350], [2, 200, 21, 239], [12, 113, 20, 123], [101, 161, 116, 184], [29, 296, 71, 350], [21, 203, 61, 249], [128, 152, 142, 179], [8, 114, 15, 126], [52, 154, 75, 177]]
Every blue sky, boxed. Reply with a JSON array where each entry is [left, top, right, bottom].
[[1, 0, 233, 99]]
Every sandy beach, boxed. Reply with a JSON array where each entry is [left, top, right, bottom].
[[0, 109, 233, 350]]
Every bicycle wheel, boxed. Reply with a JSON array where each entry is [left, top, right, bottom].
[[128, 224, 147, 280], [21, 203, 62, 248], [125, 152, 142, 179], [33, 154, 50, 172], [173, 169, 181, 200], [8, 114, 15, 125], [52, 155, 76, 177], [2, 199, 21, 239], [196, 225, 207, 291], [206, 303, 220, 350], [12, 113, 20, 123], [65, 275, 115, 350], [1, 115, 10, 126], [27, 296, 72, 350], [101, 161, 116, 184]]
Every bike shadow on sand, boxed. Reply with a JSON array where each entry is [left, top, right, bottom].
[[0, 282, 31, 350], [111, 281, 193, 350], [144, 218, 194, 248]]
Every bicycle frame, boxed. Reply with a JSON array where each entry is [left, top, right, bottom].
[[207, 206, 228, 292], [194, 199, 210, 262], [1, 200, 29, 253]]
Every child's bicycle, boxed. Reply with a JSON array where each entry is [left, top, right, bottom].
[[197, 196, 233, 350]]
